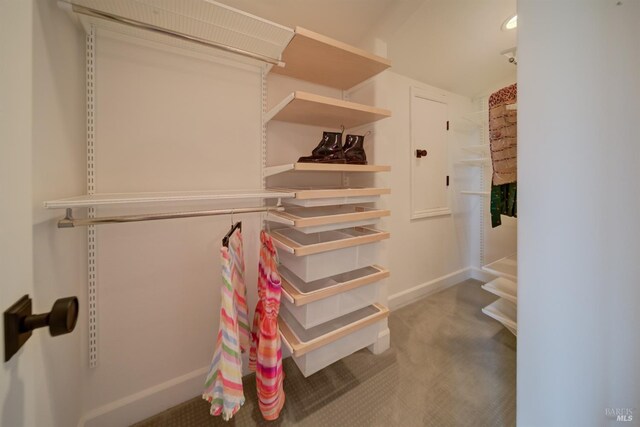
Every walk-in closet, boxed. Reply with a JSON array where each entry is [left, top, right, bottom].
[[2, 1, 639, 426]]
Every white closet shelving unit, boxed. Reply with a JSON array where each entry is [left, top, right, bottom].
[[53, 2, 395, 374], [454, 97, 518, 335], [458, 139, 490, 196], [263, 26, 392, 377], [482, 254, 518, 335], [52, 0, 299, 367]]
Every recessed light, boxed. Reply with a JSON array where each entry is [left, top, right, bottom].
[[502, 14, 517, 31]]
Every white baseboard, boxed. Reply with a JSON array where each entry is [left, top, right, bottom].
[[79, 367, 208, 427], [469, 266, 498, 282], [388, 267, 473, 310]]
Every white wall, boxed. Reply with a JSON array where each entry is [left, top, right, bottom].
[[74, 31, 266, 426], [31, 2, 87, 426], [518, 1, 640, 426], [1, 1, 36, 426], [1, 1, 86, 427], [348, 71, 477, 308]]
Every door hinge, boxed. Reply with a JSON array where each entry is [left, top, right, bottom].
[[446, 120, 449, 131], [446, 175, 450, 186]]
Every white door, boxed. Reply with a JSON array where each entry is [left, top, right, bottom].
[[410, 87, 450, 219], [1, 1, 37, 425]]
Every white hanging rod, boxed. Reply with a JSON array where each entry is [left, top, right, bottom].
[[58, 206, 284, 228], [69, 3, 286, 68]]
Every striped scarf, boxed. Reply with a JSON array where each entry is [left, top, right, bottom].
[[249, 231, 285, 420], [203, 230, 250, 420]]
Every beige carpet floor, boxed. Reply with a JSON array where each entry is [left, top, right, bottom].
[[133, 279, 516, 427]]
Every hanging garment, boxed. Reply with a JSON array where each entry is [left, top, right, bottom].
[[491, 182, 517, 228], [489, 83, 517, 186], [249, 231, 285, 421], [489, 84, 518, 227], [203, 230, 249, 420]]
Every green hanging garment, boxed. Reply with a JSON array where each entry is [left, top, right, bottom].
[[491, 182, 517, 228]]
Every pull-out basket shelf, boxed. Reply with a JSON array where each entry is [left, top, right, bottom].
[[271, 227, 389, 282], [279, 303, 389, 377], [269, 205, 390, 234], [280, 265, 389, 328]]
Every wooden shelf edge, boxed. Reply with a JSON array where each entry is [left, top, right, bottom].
[[294, 91, 391, 116], [282, 265, 390, 306], [264, 163, 391, 177], [299, 229, 389, 257], [294, 27, 391, 67], [272, 208, 390, 228], [271, 227, 390, 257], [284, 187, 392, 200], [264, 91, 391, 127], [279, 303, 389, 357]]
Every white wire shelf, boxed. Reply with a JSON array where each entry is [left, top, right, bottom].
[[62, 0, 294, 66], [43, 189, 295, 209]]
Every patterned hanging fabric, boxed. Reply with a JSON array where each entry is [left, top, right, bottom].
[[203, 230, 249, 420], [249, 231, 285, 420], [489, 83, 518, 227]]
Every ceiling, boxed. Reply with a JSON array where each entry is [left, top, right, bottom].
[[216, 0, 517, 97], [385, 0, 517, 97]]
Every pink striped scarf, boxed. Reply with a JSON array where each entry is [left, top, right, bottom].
[[203, 230, 249, 420], [249, 231, 285, 420]]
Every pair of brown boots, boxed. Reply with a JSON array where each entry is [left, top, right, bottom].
[[298, 131, 367, 164]]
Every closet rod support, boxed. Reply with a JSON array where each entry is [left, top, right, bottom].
[[69, 3, 286, 68], [57, 206, 285, 228], [59, 208, 76, 228]]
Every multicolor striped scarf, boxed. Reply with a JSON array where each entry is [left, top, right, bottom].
[[203, 230, 250, 420], [249, 231, 285, 420]]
